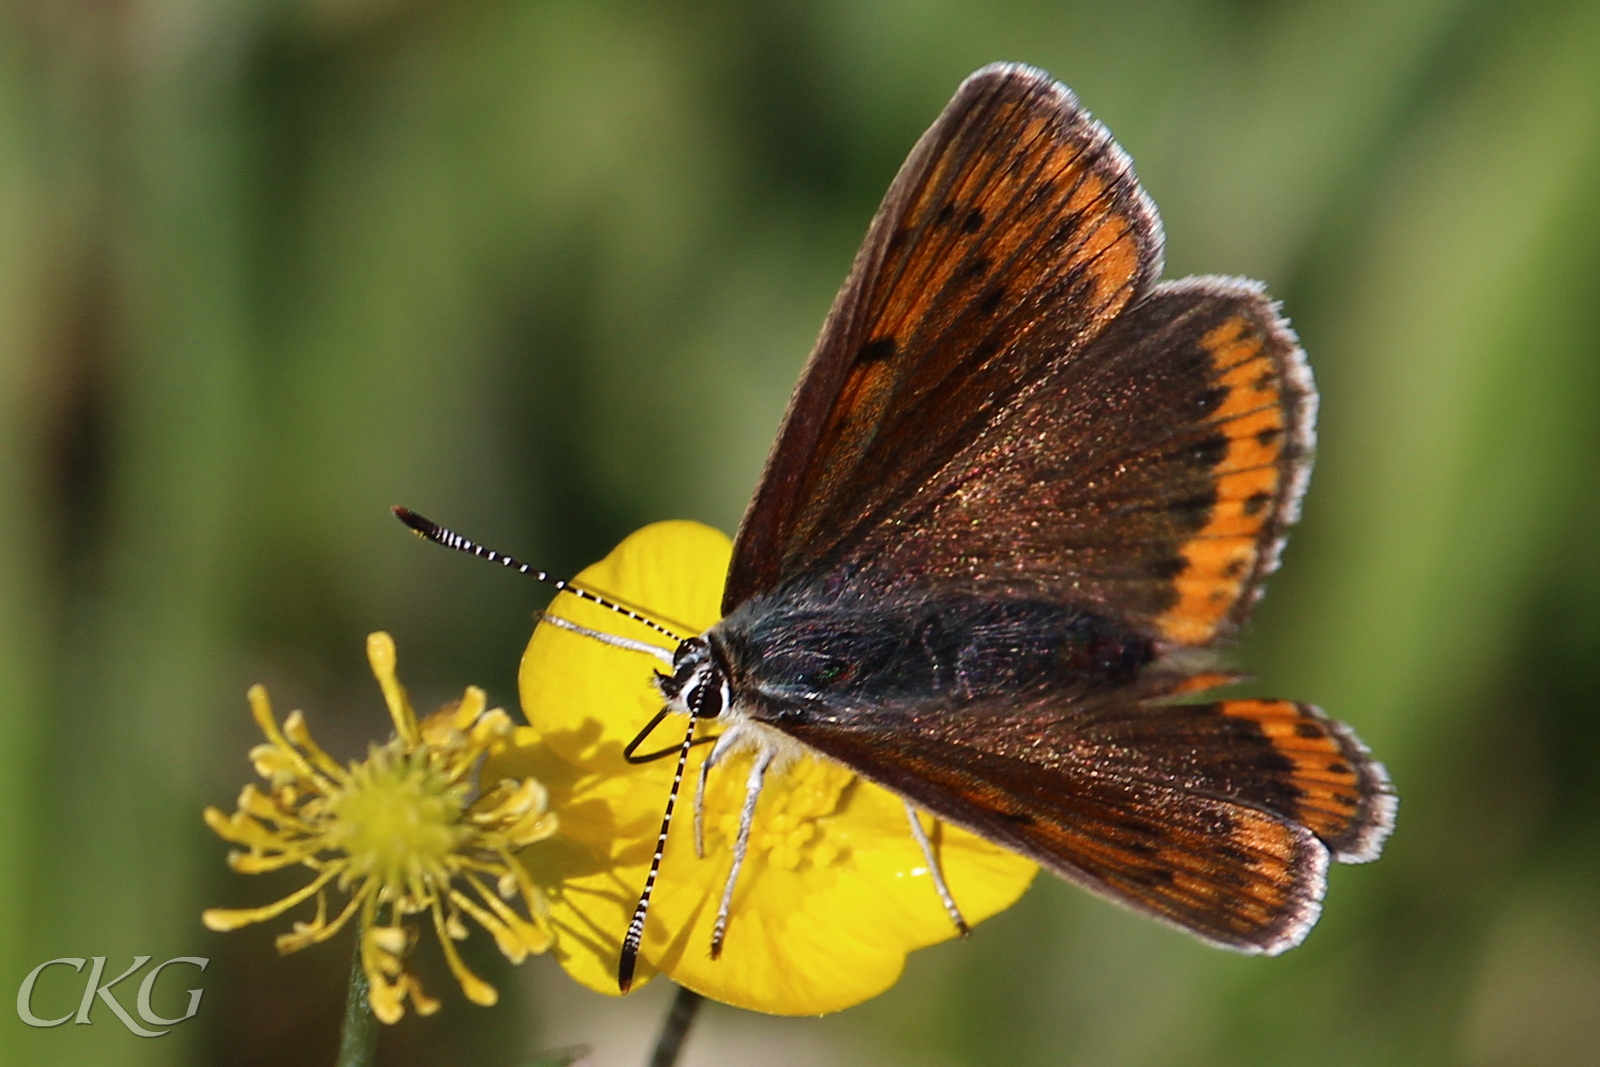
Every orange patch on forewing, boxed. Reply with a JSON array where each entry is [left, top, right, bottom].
[[829, 356, 894, 438], [1070, 214, 1140, 306], [1218, 701, 1367, 845], [1155, 314, 1289, 646], [871, 130, 1143, 350]]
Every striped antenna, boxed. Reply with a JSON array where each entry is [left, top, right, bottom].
[[391, 507, 686, 644], [617, 712, 698, 992]]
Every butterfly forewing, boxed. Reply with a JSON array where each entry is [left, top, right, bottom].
[[844, 278, 1315, 647], [726, 63, 1164, 611]]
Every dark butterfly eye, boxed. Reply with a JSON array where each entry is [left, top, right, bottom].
[[689, 679, 724, 719]]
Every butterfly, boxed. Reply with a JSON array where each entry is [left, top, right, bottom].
[[400, 61, 1395, 992]]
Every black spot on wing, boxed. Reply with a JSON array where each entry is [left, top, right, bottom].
[[1146, 555, 1187, 579], [1197, 385, 1230, 416], [1251, 749, 1299, 777], [857, 337, 898, 364], [1173, 489, 1216, 520], [979, 285, 1007, 316], [1188, 434, 1229, 470]]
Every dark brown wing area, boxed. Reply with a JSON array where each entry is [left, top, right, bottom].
[[845, 277, 1315, 647], [725, 63, 1163, 612], [779, 696, 1392, 952], [1071, 698, 1396, 863]]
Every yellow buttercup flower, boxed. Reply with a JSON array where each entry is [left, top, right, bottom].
[[485, 521, 1037, 1015], [203, 633, 558, 1023]]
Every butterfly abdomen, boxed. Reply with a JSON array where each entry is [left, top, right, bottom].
[[718, 585, 1154, 714]]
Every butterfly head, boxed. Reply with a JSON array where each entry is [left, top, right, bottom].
[[655, 636, 731, 720]]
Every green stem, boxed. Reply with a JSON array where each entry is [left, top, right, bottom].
[[333, 935, 379, 1067], [646, 985, 703, 1067]]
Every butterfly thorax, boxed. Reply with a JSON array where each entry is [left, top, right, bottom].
[[708, 582, 1155, 724]]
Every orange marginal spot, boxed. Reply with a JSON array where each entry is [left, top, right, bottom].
[[1174, 537, 1255, 579], [1154, 314, 1291, 646], [1073, 215, 1140, 306], [1215, 465, 1278, 509], [1062, 165, 1107, 213], [1201, 492, 1272, 539], [1212, 359, 1277, 420], [1202, 317, 1259, 369], [1218, 700, 1366, 843], [1217, 410, 1286, 473]]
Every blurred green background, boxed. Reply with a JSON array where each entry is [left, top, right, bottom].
[[3, 0, 1599, 1064]]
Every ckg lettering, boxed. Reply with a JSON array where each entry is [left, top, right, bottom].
[[16, 956, 209, 1037]]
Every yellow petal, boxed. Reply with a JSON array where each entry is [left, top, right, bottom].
[[645, 749, 1035, 1013], [500, 520, 1038, 1015], [521, 521, 729, 766]]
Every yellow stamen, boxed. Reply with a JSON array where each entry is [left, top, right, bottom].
[[367, 632, 419, 745], [202, 864, 341, 931], [430, 899, 497, 1006], [203, 633, 557, 1022]]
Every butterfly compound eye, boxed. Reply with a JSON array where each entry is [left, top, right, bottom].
[[688, 673, 727, 719]]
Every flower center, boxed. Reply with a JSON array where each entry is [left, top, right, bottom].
[[709, 755, 853, 872], [328, 743, 470, 899]]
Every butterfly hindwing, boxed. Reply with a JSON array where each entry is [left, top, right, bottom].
[[1069, 697, 1396, 863], [842, 277, 1315, 647], [778, 697, 1357, 954], [726, 63, 1164, 611]]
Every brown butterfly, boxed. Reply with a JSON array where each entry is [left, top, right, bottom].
[[400, 61, 1395, 990]]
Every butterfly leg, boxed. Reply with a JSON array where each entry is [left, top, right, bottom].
[[693, 724, 746, 858], [537, 612, 677, 666], [709, 741, 775, 960], [904, 802, 969, 936]]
